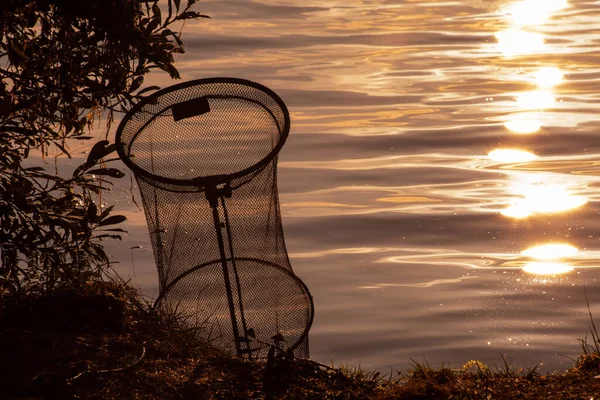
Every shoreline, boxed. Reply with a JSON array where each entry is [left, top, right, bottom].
[[2, 281, 600, 399]]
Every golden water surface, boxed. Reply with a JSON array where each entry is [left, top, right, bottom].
[[91, 0, 600, 372]]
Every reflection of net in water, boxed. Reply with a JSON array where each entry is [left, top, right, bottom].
[[116, 78, 313, 359]]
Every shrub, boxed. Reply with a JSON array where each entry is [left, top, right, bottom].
[[0, 0, 208, 294]]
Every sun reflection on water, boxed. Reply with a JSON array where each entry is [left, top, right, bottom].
[[504, 117, 542, 134], [488, 149, 537, 163], [505, 0, 569, 26], [521, 243, 577, 275], [515, 90, 556, 110], [497, 0, 568, 136], [495, 30, 545, 57], [522, 262, 574, 275], [534, 67, 564, 88], [522, 243, 578, 259], [501, 178, 587, 218]]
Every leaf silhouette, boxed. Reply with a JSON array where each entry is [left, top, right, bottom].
[[98, 215, 127, 227], [87, 168, 125, 178], [87, 140, 110, 164]]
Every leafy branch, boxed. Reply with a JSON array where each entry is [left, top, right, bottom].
[[0, 0, 208, 294]]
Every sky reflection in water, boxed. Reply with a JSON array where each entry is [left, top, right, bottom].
[[81, 0, 600, 373]]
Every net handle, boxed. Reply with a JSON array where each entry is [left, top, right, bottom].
[[115, 77, 291, 188]]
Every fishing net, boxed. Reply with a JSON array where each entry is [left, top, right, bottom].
[[116, 78, 313, 359]]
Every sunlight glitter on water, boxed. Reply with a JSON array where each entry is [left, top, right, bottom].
[[501, 174, 588, 218], [504, 0, 569, 26], [522, 243, 578, 260], [533, 67, 564, 89], [521, 243, 577, 275], [488, 149, 537, 163], [504, 117, 542, 134], [515, 90, 556, 110], [522, 262, 574, 275], [495, 30, 545, 57]]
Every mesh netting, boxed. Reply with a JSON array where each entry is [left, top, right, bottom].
[[116, 78, 313, 359]]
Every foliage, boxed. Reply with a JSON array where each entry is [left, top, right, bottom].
[[0, 0, 208, 294]]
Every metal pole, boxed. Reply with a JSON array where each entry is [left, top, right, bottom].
[[209, 191, 243, 357], [220, 195, 252, 358]]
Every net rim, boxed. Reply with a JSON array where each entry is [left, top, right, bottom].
[[153, 257, 315, 354], [115, 77, 291, 187]]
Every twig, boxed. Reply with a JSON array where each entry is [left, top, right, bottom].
[[65, 344, 146, 382], [97, 346, 146, 373], [556, 353, 578, 363]]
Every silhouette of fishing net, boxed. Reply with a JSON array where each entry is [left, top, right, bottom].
[[116, 78, 313, 359]]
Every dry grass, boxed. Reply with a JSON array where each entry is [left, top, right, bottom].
[[2, 281, 600, 399]]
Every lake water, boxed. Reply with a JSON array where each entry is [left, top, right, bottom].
[[93, 0, 600, 373]]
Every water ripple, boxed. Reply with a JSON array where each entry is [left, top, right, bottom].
[[96, 0, 600, 373]]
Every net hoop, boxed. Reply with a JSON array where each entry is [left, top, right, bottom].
[[115, 77, 290, 188], [154, 257, 315, 355]]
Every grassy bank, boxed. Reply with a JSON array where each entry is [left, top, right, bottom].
[[2, 281, 600, 399]]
